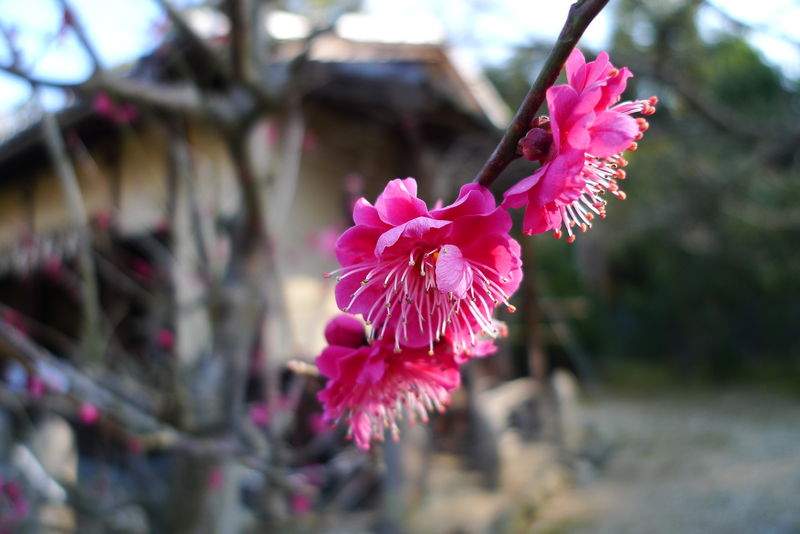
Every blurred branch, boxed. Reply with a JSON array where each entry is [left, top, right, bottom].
[[0, 62, 220, 117], [636, 60, 761, 140], [39, 102, 104, 367], [226, 0, 257, 84], [153, 0, 232, 79], [702, 0, 800, 50], [473, 0, 610, 187], [55, 0, 102, 73]]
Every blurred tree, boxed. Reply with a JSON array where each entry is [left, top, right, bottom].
[[491, 0, 800, 383]]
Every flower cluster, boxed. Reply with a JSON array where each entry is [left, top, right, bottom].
[[504, 49, 657, 241], [319, 179, 520, 449], [316, 49, 655, 449]]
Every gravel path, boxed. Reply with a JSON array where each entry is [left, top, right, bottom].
[[530, 388, 800, 534]]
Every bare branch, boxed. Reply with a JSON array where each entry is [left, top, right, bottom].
[[55, 0, 102, 73], [39, 100, 104, 366], [473, 0, 611, 187], [152, 0, 232, 79], [226, 0, 258, 84]]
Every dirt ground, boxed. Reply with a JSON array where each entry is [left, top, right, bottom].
[[529, 387, 800, 534]]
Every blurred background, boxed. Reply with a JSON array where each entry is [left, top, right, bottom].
[[0, 0, 798, 533]]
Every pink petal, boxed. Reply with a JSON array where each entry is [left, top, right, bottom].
[[587, 111, 639, 158], [350, 411, 373, 450], [352, 198, 385, 227], [335, 225, 382, 265], [374, 178, 430, 225], [528, 150, 585, 207], [430, 183, 495, 220], [565, 48, 587, 89], [357, 355, 386, 384], [461, 233, 523, 297], [581, 51, 611, 91], [316, 345, 359, 380], [522, 202, 562, 235], [596, 67, 633, 110], [435, 244, 473, 299], [503, 168, 546, 208], [449, 208, 512, 245], [374, 217, 450, 256], [547, 85, 598, 152], [334, 270, 382, 315]]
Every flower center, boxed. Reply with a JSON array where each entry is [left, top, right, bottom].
[[336, 246, 513, 354]]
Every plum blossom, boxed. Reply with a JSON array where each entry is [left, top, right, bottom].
[[316, 314, 467, 450], [504, 49, 657, 241], [327, 179, 522, 355]]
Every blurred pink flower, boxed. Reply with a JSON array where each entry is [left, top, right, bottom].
[[26, 375, 45, 399], [44, 255, 63, 279], [1, 309, 27, 337], [92, 93, 139, 124], [316, 315, 464, 450], [0, 479, 29, 530], [291, 494, 312, 516], [328, 179, 522, 355], [504, 49, 657, 242], [131, 259, 155, 282], [249, 403, 270, 428], [308, 413, 329, 435], [156, 329, 174, 351], [78, 403, 100, 425], [207, 467, 225, 491], [306, 224, 343, 261]]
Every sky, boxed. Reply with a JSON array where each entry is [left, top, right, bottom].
[[0, 0, 798, 116]]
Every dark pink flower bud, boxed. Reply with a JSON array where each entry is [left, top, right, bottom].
[[518, 127, 553, 162], [323, 315, 365, 348]]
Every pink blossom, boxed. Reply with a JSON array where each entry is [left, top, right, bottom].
[[291, 494, 312, 516], [316, 315, 465, 450], [131, 259, 155, 282], [308, 413, 329, 435], [207, 467, 225, 491], [504, 49, 657, 242], [26, 375, 45, 399], [78, 403, 100, 425], [156, 329, 174, 351], [0, 479, 29, 530], [1, 309, 27, 337], [327, 179, 522, 355], [306, 224, 343, 261], [249, 403, 271, 428]]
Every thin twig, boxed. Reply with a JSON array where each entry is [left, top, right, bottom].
[[55, 0, 102, 73], [473, 0, 610, 187]]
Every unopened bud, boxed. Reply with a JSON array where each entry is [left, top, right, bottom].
[[518, 128, 553, 162]]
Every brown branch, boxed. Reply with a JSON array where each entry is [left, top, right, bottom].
[[152, 0, 232, 79], [473, 0, 610, 187], [226, 0, 257, 84], [0, 62, 217, 117], [39, 103, 104, 366]]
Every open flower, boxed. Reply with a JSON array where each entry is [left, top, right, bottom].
[[504, 49, 657, 241], [327, 178, 522, 354], [316, 314, 466, 450]]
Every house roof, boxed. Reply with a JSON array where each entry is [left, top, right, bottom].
[[0, 11, 509, 170]]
